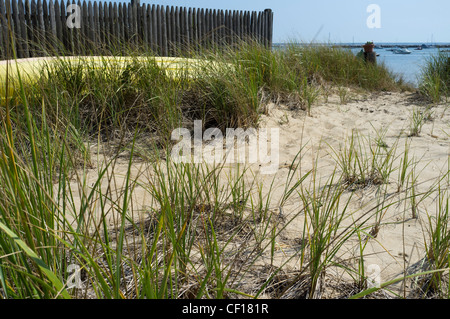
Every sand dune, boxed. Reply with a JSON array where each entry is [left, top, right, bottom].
[[68, 89, 449, 297]]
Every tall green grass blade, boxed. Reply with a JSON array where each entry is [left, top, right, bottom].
[[0, 221, 71, 299], [350, 268, 450, 299]]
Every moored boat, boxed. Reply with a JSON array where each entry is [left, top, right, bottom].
[[392, 48, 412, 54]]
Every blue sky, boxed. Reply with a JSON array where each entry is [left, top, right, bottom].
[[137, 0, 450, 43]]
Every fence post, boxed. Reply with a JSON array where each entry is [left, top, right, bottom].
[[183, 7, 188, 53], [11, 0, 22, 58], [127, 2, 134, 46], [53, 0, 61, 48], [149, 4, 154, 54], [211, 9, 216, 49], [122, 2, 128, 49], [93, 1, 99, 49], [25, 0, 34, 56], [192, 7, 197, 53], [107, 1, 113, 51], [0, 0, 4, 59], [49, 0, 57, 55], [59, 0, 67, 51], [141, 3, 147, 50], [54, 0, 63, 52], [19, 0, 29, 57], [36, 0, 44, 55], [132, 1, 138, 44], [187, 7, 192, 54], [101, 1, 107, 50], [82, 1, 89, 53], [168, 6, 175, 55], [66, 0, 73, 54], [73, 0, 80, 54], [132, 0, 139, 46], [161, 5, 167, 56], [99, 1, 104, 50], [264, 8, 272, 48], [151, 4, 156, 54]]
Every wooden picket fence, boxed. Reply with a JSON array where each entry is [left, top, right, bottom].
[[0, 0, 273, 60]]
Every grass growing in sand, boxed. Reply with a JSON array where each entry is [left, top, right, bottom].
[[419, 51, 450, 103], [0, 36, 449, 299]]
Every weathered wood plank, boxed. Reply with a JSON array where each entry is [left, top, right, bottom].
[[93, 1, 98, 48], [18, 0, 29, 57], [87, 1, 94, 48], [64, 0, 72, 54], [122, 2, 128, 49], [151, 4, 156, 53], [101, 2, 106, 48], [268, 9, 273, 48], [141, 3, 147, 50], [237, 10, 241, 44], [0, 0, 6, 59], [199, 8, 204, 48], [229, 10, 234, 47], [132, 0, 138, 44], [71, 0, 79, 53], [218, 9, 224, 47], [107, 1, 114, 50], [167, 5, 174, 55], [112, 2, 119, 50], [49, 0, 57, 54], [205, 8, 210, 47], [146, 4, 154, 54], [187, 7, 192, 53], [127, 2, 133, 46], [211, 9, 216, 48], [43, 0, 50, 42], [72, 0, 81, 55], [53, 0, 61, 46], [53, 0, 65, 54], [251, 11, 256, 42], [257, 11, 261, 44], [25, 0, 34, 56], [156, 4, 161, 54], [174, 6, 180, 52], [61, 0, 68, 53], [245, 11, 251, 43], [98, 1, 104, 49], [180, 6, 185, 51], [81, 0, 89, 53], [4, 0, 12, 55], [12, 0, 23, 57], [161, 6, 168, 56], [129, 2, 136, 45], [261, 11, 266, 46], [102, 1, 108, 49], [183, 6, 189, 52], [163, 5, 169, 55], [192, 7, 197, 52]]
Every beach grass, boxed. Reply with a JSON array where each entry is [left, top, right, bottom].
[[0, 36, 448, 299], [419, 51, 450, 103]]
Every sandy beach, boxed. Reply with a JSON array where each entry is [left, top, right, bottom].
[[67, 88, 449, 298]]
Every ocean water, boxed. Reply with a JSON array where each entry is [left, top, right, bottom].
[[350, 46, 445, 87]]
